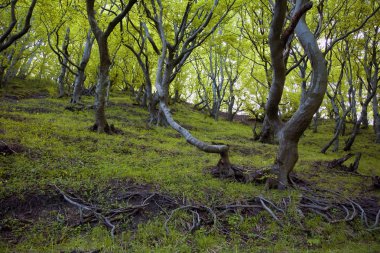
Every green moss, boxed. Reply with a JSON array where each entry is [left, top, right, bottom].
[[0, 79, 379, 252]]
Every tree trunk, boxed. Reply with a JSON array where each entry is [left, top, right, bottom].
[[17, 54, 34, 79], [172, 89, 180, 104], [351, 90, 357, 123], [274, 135, 298, 189], [312, 111, 319, 133], [259, 116, 275, 143], [71, 31, 94, 104], [72, 70, 85, 103], [86, 0, 137, 133], [266, 0, 326, 188], [361, 105, 369, 129], [1, 49, 15, 84], [57, 28, 70, 98], [344, 91, 377, 150], [227, 95, 235, 121], [373, 94, 380, 143], [321, 105, 351, 153], [57, 58, 68, 98], [38, 52, 47, 79], [92, 37, 111, 133]]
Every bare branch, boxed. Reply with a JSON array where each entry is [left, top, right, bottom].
[[0, 0, 37, 52]]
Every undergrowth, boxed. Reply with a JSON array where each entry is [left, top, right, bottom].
[[0, 79, 379, 252]]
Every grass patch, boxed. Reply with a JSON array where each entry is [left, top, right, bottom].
[[0, 79, 379, 252]]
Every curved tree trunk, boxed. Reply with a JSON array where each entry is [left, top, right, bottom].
[[71, 31, 94, 104], [345, 27, 379, 149], [92, 37, 111, 133], [0, 0, 37, 53], [321, 107, 351, 153], [57, 28, 70, 98], [159, 99, 231, 174], [86, 0, 137, 133], [72, 32, 94, 103], [344, 89, 377, 150], [266, 0, 326, 189], [274, 136, 298, 188], [57, 59, 68, 98]]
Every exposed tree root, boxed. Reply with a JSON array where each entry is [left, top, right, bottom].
[[64, 103, 85, 112], [52, 181, 380, 237], [89, 123, 123, 135], [0, 140, 18, 155], [0, 140, 25, 155], [210, 165, 271, 183], [326, 152, 362, 172]]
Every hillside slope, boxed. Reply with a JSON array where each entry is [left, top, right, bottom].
[[0, 79, 379, 252]]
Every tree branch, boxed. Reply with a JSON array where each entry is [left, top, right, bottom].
[[0, 0, 37, 52], [281, 1, 313, 45]]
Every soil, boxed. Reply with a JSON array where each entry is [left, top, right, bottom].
[[0, 140, 26, 155]]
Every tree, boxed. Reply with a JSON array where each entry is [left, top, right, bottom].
[[86, 0, 137, 133], [56, 27, 70, 98], [0, 0, 37, 53], [193, 42, 228, 121], [71, 30, 95, 103], [238, 1, 275, 142], [344, 26, 379, 150], [265, 0, 327, 188], [121, 17, 157, 122], [143, 0, 236, 174]]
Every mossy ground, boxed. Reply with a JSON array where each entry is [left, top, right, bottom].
[[0, 79, 379, 252]]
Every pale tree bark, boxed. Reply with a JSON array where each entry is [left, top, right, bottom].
[[3, 48, 20, 83], [373, 94, 380, 143], [344, 41, 357, 124], [17, 40, 43, 79], [156, 44, 231, 175], [122, 20, 156, 123], [1, 32, 30, 85], [71, 30, 94, 104], [321, 57, 348, 153], [225, 54, 242, 122], [266, 0, 326, 188], [193, 44, 228, 121], [57, 27, 70, 98], [344, 26, 379, 150], [86, 0, 137, 133], [344, 88, 377, 151], [142, 0, 234, 126], [209, 44, 226, 121], [0, 0, 37, 53], [144, 0, 235, 173], [0, 48, 15, 85]]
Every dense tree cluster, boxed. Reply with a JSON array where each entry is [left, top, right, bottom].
[[0, 0, 379, 188]]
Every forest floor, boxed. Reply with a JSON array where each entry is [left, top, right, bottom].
[[0, 79, 380, 252]]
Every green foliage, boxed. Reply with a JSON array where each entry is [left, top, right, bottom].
[[1, 0, 380, 250]]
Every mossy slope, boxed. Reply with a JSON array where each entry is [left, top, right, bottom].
[[0, 79, 379, 252]]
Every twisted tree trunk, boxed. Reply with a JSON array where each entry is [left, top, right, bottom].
[[86, 0, 137, 133], [266, 0, 327, 188], [57, 28, 70, 98], [71, 31, 94, 104]]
